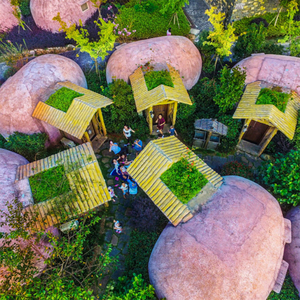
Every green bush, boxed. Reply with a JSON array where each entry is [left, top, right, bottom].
[[267, 274, 299, 299], [85, 70, 107, 94], [260, 150, 300, 206], [4, 132, 47, 162], [144, 70, 174, 90], [0, 134, 6, 148], [29, 165, 70, 203], [213, 66, 246, 113], [116, 0, 190, 40], [256, 87, 289, 112], [293, 113, 300, 150], [220, 161, 254, 180], [234, 23, 267, 60], [217, 115, 242, 153], [19, 0, 31, 16], [161, 157, 208, 204], [45, 87, 84, 112], [259, 40, 284, 55], [102, 79, 149, 138]]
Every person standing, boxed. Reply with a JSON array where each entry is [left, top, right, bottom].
[[123, 125, 135, 146], [169, 125, 178, 136], [108, 186, 118, 202], [133, 139, 143, 157], [119, 182, 129, 198], [167, 28, 172, 36], [128, 178, 138, 195], [156, 114, 165, 136]]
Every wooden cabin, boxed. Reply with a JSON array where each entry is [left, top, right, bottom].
[[233, 81, 300, 156], [32, 81, 113, 151], [193, 119, 228, 150], [129, 64, 193, 134], [15, 143, 111, 230], [127, 136, 223, 226]]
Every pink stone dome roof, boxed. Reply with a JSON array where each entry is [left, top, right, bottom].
[[0, 54, 87, 145], [106, 36, 202, 90], [149, 176, 287, 300], [30, 0, 97, 33], [0, 0, 19, 32], [235, 54, 300, 95]]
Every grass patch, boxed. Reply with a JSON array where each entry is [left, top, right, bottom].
[[144, 70, 174, 91], [29, 165, 70, 203], [160, 158, 208, 204], [45, 87, 84, 112], [256, 87, 289, 113]]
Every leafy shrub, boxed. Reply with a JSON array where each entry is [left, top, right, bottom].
[[234, 23, 267, 60], [217, 115, 242, 153], [267, 274, 299, 299], [213, 66, 246, 113], [19, 0, 31, 16], [4, 132, 47, 162], [29, 165, 70, 203], [144, 70, 174, 90], [45, 87, 84, 112], [134, 1, 158, 13], [125, 229, 160, 283], [161, 157, 208, 204], [129, 197, 161, 232], [256, 87, 289, 112], [103, 274, 155, 300], [102, 79, 149, 138], [0, 134, 6, 148], [220, 161, 254, 180], [259, 40, 284, 55], [260, 150, 300, 206], [116, 0, 190, 40], [84, 70, 107, 94], [3, 66, 18, 80], [293, 113, 300, 150]]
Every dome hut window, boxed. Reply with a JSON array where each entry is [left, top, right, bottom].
[[81, 2, 89, 12]]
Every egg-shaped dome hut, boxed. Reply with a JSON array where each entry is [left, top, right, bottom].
[[0, 54, 87, 145], [149, 176, 291, 300], [0, 0, 19, 32], [106, 36, 202, 90], [0, 149, 59, 283], [30, 0, 97, 33]]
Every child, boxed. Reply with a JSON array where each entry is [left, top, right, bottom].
[[123, 125, 135, 145], [119, 182, 129, 198], [108, 186, 118, 202], [169, 125, 178, 136], [113, 220, 123, 234], [128, 178, 138, 195], [156, 114, 165, 136], [133, 139, 143, 157]]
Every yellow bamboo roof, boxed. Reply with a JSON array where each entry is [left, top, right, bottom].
[[32, 81, 113, 139], [16, 143, 111, 230], [127, 136, 223, 226], [233, 81, 300, 140], [129, 64, 193, 113]]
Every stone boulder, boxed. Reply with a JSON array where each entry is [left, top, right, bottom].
[[149, 176, 290, 300], [0, 0, 19, 32], [235, 54, 300, 95], [0, 54, 87, 145], [30, 0, 97, 33], [284, 207, 300, 295], [0, 149, 59, 282], [106, 36, 202, 90]]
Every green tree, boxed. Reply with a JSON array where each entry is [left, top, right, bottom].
[[204, 6, 238, 66], [213, 66, 246, 113], [53, 14, 117, 73], [160, 0, 189, 27]]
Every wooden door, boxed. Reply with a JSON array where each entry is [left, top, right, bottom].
[[153, 104, 168, 125], [86, 122, 96, 140], [242, 120, 270, 145]]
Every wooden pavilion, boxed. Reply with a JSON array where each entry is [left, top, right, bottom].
[[129, 64, 193, 134], [127, 136, 223, 226], [233, 81, 300, 156], [32, 81, 113, 150], [15, 143, 111, 230]]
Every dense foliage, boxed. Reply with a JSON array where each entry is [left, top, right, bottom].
[[29, 165, 70, 203], [45, 87, 83, 112], [2, 132, 47, 162], [260, 150, 300, 206], [213, 66, 246, 113], [220, 161, 254, 180], [102, 79, 149, 138], [293, 114, 300, 150], [116, 0, 190, 40], [161, 157, 208, 204], [256, 88, 289, 112], [144, 70, 174, 90]]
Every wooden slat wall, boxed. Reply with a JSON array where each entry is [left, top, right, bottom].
[[130, 64, 193, 113], [233, 81, 300, 140], [127, 136, 223, 226], [18, 143, 111, 230], [32, 81, 113, 140]]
